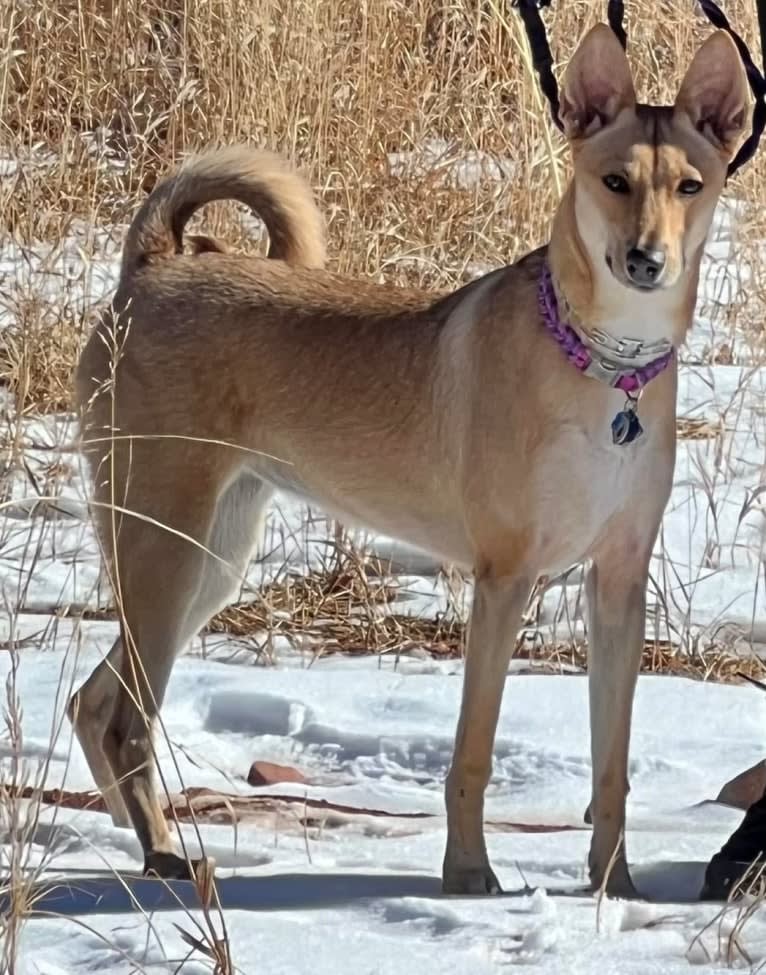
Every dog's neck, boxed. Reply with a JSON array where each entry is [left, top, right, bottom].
[[547, 186, 700, 351]]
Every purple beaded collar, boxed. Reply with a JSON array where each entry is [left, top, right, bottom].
[[537, 263, 673, 395]]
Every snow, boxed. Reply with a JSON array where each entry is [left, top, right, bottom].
[[3, 168, 766, 971], [4, 651, 766, 972]]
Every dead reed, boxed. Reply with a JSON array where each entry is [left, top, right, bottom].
[[3, 1, 766, 408]]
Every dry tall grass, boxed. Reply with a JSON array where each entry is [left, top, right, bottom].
[[2, 0, 766, 408]]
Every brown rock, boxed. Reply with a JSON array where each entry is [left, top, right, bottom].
[[247, 760, 308, 788], [716, 760, 766, 810]]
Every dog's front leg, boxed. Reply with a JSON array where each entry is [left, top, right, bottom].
[[443, 571, 531, 895], [585, 535, 654, 898]]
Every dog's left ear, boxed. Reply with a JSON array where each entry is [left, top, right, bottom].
[[675, 30, 749, 154], [560, 24, 636, 139]]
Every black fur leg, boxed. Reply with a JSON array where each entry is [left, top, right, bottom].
[[702, 790, 766, 900]]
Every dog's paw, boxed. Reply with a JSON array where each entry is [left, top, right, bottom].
[[442, 865, 502, 896], [589, 862, 640, 900], [701, 856, 766, 902]]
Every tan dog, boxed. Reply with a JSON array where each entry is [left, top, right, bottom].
[[72, 25, 747, 896]]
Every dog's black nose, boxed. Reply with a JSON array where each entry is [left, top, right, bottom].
[[625, 247, 666, 288]]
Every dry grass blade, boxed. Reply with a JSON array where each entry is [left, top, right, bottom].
[[676, 416, 720, 441], [595, 830, 624, 935], [208, 561, 766, 682], [736, 670, 766, 693]]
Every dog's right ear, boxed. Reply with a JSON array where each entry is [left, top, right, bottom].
[[560, 24, 636, 140]]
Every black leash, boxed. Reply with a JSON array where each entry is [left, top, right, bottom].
[[696, 0, 766, 176], [513, 0, 766, 178], [606, 0, 626, 51], [759, 0, 766, 76], [514, 0, 564, 131]]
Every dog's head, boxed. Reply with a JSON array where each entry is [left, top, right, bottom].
[[560, 24, 748, 294]]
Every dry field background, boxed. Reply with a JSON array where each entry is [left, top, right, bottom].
[[3, 0, 766, 403], [2, 2, 766, 679]]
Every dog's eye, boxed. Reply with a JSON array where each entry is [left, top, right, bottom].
[[678, 178, 703, 196], [602, 174, 630, 194]]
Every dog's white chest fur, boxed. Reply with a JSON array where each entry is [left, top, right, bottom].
[[534, 419, 646, 575]]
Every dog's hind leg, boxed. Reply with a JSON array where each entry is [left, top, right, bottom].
[[442, 567, 532, 895], [69, 465, 271, 875], [69, 472, 272, 833], [68, 638, 131, 826]]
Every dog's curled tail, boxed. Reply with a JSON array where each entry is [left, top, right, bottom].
[[121, 146, 325, 277]]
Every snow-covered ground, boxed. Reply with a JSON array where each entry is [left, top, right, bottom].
[[3, 182, 766, 971], [4, 652, 766, 973]]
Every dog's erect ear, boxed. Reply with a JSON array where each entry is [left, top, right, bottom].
[[675, 30, 749, 154], [560, 24, 636, 139]]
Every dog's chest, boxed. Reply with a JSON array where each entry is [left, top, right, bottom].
[[534, 426, 650, 574]]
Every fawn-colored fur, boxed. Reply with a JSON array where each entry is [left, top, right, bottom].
[[72, 26, 747, 894]]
